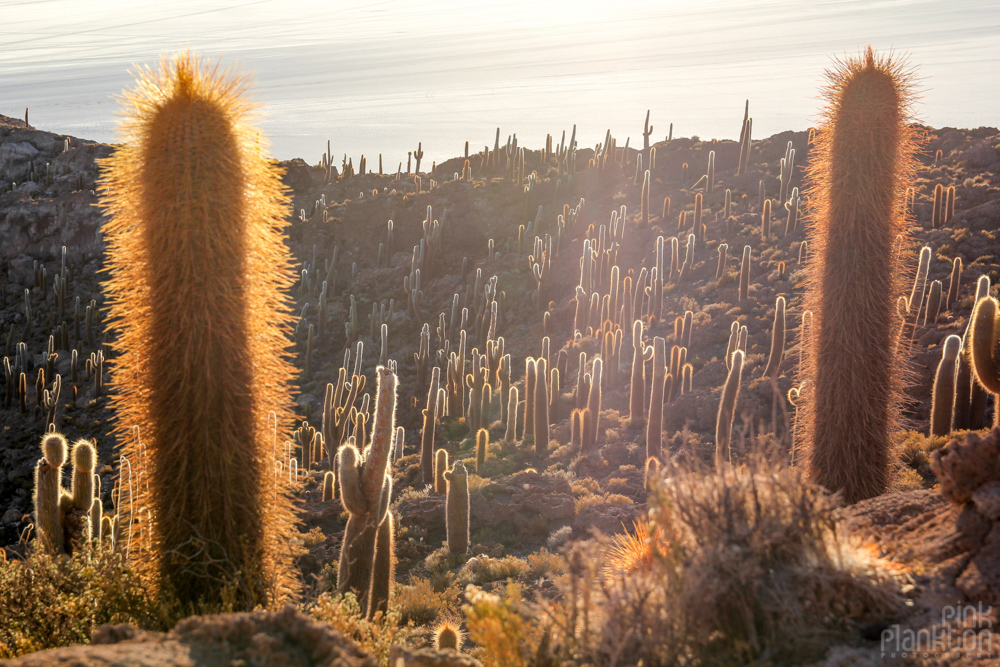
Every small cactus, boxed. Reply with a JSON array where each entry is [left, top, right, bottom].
[[763, 296, 786, 378], [534, 357, 549, 454], [434, 621, 463, 651], [476, 428, 488, 473], [322, 471, 335, 502], [646, 337, 666, 460], [444, 460, 469, 554]]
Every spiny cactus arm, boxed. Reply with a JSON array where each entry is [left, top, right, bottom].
[[375, 474, 392, 525], [338, 442, 367, 514], [360, 367, 397, 500], [71, 438, 96, 511], [970, 296, 1000, 394]]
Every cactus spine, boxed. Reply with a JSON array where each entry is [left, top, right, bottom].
[[444, 460, 470, 554], [337, 367, 398, 613], [930, 335, 961, 437], [98, 54, 300, 604], [802, 48, 917, 503]]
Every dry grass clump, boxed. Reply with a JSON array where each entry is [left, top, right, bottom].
[[473, 454, 906, 665], [459, 555, 530, 585], [0, 549, 163, 658], [394, 577, 458, 625]]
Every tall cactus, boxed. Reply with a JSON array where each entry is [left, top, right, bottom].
[[444, 460, 470, 554], [421, 366, 440, 485], [338, 367, 398, 613], [930, 335, 961, 436], [969, 295, 1000, 427], [802, 47, 917, 503], [367, 511, 395, 620], [99, 53, 300, 605], [763, 296, 786, 378], [33, 433, 67, 554], [628, 320, 651, 426], [646, 337, 666, 460], [716, 349, 744, 466], [534, 357, 549, 454]]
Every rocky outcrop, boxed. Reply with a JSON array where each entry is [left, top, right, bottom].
[[0, 115, 109, 266], [4, 606, 378, 667]]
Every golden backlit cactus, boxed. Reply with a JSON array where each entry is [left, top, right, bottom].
[[98, 53, 299, 607], [801, 47, 918, 503]]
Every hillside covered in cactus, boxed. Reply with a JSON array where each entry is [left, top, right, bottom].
[[2, 50, 1000, 666]]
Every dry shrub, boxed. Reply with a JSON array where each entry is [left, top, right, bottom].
[[507, 454, 905, 665], [309, 592, 411, 664], [459, 555, 530, 585], [395, 577, 458, 625], [0, 549, 163, 658]]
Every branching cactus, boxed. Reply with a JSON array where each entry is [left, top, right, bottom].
[[716, 349, 744, 466], [435, 449, 449, 494], [33, 433, 67, 554], [930, 335, 961, 437], [444, 460, 469, 554], [65, 438, 96, 551], [802, 48, 917, 503], [763, 296, 786, 378], [337, 367, 398, 613], [421, 366, 441, 485], [98, 53, 300, 605], [628, 320, 651, 426]]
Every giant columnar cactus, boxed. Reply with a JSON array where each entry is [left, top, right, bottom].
[[534, 357, 550, 454], [65, 438, 96, 551], [716, 349, 744, 466], [802, 48, 917, 503], [646, 337, 666, 460], [99, 53, 300, 605], [930, 335, 961, 437], [434, 449, 449, 494], [628, 320, 651, 426], [587, 358, 603, 445], [367, 510, 395, 620], [504, 386, 518, 443], [338, 367, 397, 613], [763, 296, 786, 378], [421, 366, 440, 485], [33, 433, 67, 554], [968, 295, 1000, 427], [524, 357, 536, 444], [444, 460, 470, 554]]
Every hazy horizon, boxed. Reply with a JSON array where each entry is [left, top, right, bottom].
[[3, 0, 998, 165]]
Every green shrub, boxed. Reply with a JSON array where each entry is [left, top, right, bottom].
[[0, 549, 163, 658]]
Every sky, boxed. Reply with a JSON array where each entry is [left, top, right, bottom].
[[2, 0, 998, 164]]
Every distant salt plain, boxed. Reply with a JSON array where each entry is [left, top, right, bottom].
[[2, 0, 998, 166]]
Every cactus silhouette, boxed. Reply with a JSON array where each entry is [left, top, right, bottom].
[[801, 47, 918, 503], [98, 53, 301, 605], [444, 460, 470, 554], [763, 296, 786, 378], [337, 367, 397, 615], [475, 428, 488, 473], [969, 296, 1000, 427]]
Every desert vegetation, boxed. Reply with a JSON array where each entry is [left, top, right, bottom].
[[1, 47, 1000, 665]]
